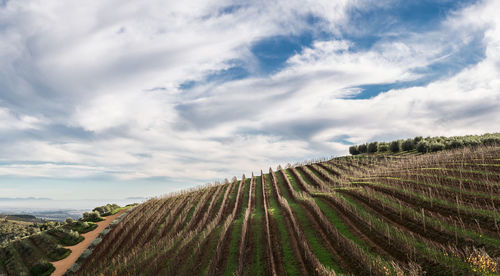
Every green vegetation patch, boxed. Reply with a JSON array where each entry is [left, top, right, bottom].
[[265, 174, 301, 275], [48, 247, 71, 261], [30, 262, 55, 276], [224, 177, 251, 275], [275, 173, 340, 273], [314, 198, 365, 248], [285, 169, 302, 192], [68, 221, 98, 234], [251, 176, 265, 275], [200, 226, 223, 275]]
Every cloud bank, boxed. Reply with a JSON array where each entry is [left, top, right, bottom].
[[0, 0, 498, 199]]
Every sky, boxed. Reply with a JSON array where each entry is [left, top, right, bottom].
[[0, 0, 499, 203]]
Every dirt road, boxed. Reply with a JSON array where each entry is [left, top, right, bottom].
[[51, 210, 126, 276]]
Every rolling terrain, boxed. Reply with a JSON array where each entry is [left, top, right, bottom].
[[0, 205, 131, 276], [69, 144, 500, 275]]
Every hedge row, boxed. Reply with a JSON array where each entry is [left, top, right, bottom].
[[349, 133, 500, 155]]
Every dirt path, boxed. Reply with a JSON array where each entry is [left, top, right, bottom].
[[51, 210, 126, 276]]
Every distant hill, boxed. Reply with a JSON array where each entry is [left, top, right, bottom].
[[0, 214, 38, 222], [67, 143, 500, 275], [0, 197, 52, 201]]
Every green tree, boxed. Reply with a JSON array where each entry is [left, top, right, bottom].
[[430, 142, 444, 152], [416, 141, 429, 153], [401, 138, 415, 151], [349, 145, 359, 155], [367, 142, 378, 153], [378, 143, 389, 152], [358, 144, 368, 153], [389, 140, 401, 152]]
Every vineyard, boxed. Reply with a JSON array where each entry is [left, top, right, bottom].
[[64, 145, 500, 276]]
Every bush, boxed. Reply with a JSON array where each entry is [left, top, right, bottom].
[[65, 217, 74, 224], [389, 140, 401, 152], [367, 142, 378, 153], [30, 262, 55, 276], [401, 138, 415, 151], [48, 247, 71, 261], [430, 142, 445, 152], [82, 211, 103, 222], [65, 230, 83, 245], [39, 221, 56, 231], [416, 141, 429, 153], [93, 204, 121, 216], [358, 144, 368, 154], [349, 145, 359, 155]]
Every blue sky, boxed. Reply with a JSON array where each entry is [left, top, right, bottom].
[[0, 0, 499, 204]]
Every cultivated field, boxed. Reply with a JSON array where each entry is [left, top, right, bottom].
[[72, 145, 500, 275]]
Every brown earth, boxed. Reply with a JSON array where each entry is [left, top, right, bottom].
[[50, 210, 126, 276]]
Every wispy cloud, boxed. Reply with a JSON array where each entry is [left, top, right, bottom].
[[0, 0, 498, 199]]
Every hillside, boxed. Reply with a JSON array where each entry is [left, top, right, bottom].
[[0, 205, 130, 276], [68, 145, 500, 275]]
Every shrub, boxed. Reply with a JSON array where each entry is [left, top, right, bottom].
[[82, 211, 103, 222], [401, 138, 415, 151], [358, 144, 368, 154], [40, 222, 56, 231], [48, 247, 71, 261], [30, 262, 55, 276], [416, 141, 429, 153], [414, 136, 423, 143], [93, 204, 121, 216], [389, 140, 401, 152], [349, 145, 359, 155], [65, 217, 74, 225], [367, 142, 378, 153]]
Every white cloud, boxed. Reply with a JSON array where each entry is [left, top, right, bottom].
[[0, 0, 499, 198]]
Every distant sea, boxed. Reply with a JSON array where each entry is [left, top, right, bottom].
[[0, 197, 148, 221]]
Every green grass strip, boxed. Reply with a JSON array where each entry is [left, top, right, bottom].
[[295, 169, 315, 189], [313, 198, 365, 249], [250, 176, 265, 275], [224, 179, 251, 276], [199, 227, 223, 275], [276, 173, 341, 273], [265, 174, 301, 276], [285, 169, 302, 192]]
